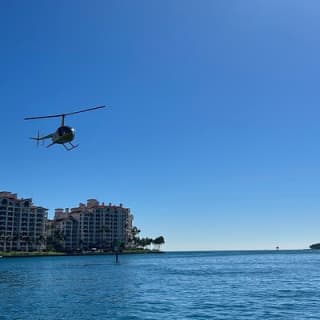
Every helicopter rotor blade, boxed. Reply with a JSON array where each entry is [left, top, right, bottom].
[[62, 105, 107, 117], [24, 105, 107, 120]]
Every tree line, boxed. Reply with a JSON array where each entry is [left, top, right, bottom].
[[130, 226, 165, 250], [0, 226, 165, 253]]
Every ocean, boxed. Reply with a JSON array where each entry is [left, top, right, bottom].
[[0, 250, 319, 319]]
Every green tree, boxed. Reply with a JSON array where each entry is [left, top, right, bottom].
[[152, 236, 165, 251], [145, 237, 153, 250], [131, 226, 141, 247], [46, 229, 65, 252]]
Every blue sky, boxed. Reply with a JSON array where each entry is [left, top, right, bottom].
[[1, 0, 320, 250]]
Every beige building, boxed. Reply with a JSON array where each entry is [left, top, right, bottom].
[[49, 199, 133, 252], [0, 191, 47, 252]]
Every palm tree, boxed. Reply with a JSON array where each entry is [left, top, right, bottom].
[[131, 226, 141, 248], [144, 237, 153, 250], [136, 237, 152, 250], [152, 236, 165, 251]]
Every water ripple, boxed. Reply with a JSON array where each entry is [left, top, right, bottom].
[[0, 251, 319, 319]]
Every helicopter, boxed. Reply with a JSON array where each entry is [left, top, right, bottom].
[[24, 105, 106, 151]]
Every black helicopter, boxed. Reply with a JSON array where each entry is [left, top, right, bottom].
[[24, 105, 106, 151]]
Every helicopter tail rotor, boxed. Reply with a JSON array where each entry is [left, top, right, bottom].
[[37, 130, 40, 147], [30, 130, 41, 147]]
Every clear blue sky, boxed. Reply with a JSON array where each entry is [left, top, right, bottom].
[[1, 0, 320, 250]]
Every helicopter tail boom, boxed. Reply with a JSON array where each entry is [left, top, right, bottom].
[[30, 132, 54, 147], [30, 133, 53, 141]]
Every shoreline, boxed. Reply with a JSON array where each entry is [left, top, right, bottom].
[[1, 249, 315, 259], [0, 249, 164, 258]]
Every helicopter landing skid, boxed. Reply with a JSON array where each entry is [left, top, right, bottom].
[[63, 142, 79, 151]]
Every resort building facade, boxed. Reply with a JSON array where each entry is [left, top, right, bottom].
[[0, 191, 48, 252], [0, 191, 134, 253], [48, 199, 134, 252]]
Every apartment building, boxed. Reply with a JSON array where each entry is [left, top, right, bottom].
[[50, 199, 133, 252], [0, 191, 48, 252]]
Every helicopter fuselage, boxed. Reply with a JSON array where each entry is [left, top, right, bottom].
[[52, 126, 75, 144]]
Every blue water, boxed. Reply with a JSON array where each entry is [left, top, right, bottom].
[[0, 251, 320, 319]]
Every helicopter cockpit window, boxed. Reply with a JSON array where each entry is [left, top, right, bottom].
[[58, 127, 65, 136], [58, 126, 72, 136]]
